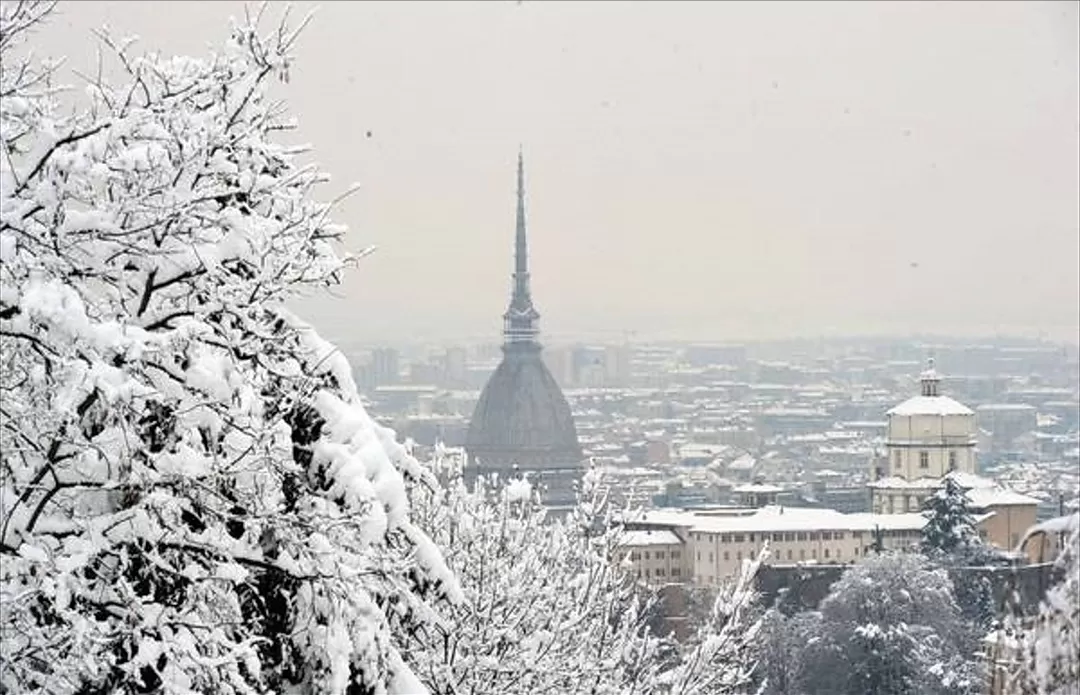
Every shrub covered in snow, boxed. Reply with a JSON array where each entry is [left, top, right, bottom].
[[401, 452, 764, 695], [757, 553, 984, 695], [1007, 514, 1080, 695], [0, 2, 459, 692]]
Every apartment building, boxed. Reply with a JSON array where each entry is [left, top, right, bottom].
[[619, 506, 925, 586]]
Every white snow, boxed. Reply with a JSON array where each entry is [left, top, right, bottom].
[[887, 395, 974, 416], [505, 478, 532, 503], [619, 529, 683, 547]]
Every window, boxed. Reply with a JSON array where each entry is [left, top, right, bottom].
[[797, 532, 807, 541], [723, 551, 729, 561], [852, 531, 863, 539], [721, 534, 731, 544], [785, 533, 795, 542], [656, 551, 665, 559], [644, 552, 650, 560], [645, 569, 650, 577], [854, 546, 860, 556], [811, 549, 817, 559], [657, 568, 665, 577], [949, 450, 957, 471], [799, 549, 805, 560], [708, 552, 713, 563], [772, 533, 783, 542], [631, 552, 640, 560], [919, 451, 929, 468], [786, 549, 792, 560], [894, 450, 902, 467], [809, 532, 819, 541], [672, 567, 681, 577], [824, 548, 830, 559], [671, 550, 680, 559], [696, 551, 700, 561], [821, 532, 831, 541], [736, 551, 742, 561], [733, 534, 744, 543], [748, 533, 756, 542], [833, 532, 843, 540]]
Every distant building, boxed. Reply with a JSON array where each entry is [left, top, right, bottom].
[[869, 359, 1040, 552], [443, 346, 468, 387], [619, 506, 926, 586], [604, 344, 631, 388], [370, 347, 400, 388], [871, 359, 977, 512], [465, 153, 584, 509], [976, 403, 1038, 461]]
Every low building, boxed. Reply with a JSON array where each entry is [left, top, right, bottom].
[[617, 529, 690, 585], [620, 506, 926, 585]]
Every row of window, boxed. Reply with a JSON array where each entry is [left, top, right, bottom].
[[691, 530, 858, 543], [894, 450, 959, 470], [629, 549, 681, 561], [638, 567, 682, 579], [696, 547, 858, 563]]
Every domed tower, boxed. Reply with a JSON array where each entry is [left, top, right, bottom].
[[465, 151, 584, 508], [870, 358, 977, 514]]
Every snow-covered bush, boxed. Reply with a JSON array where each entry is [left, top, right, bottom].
[[401, 450, 764, 695], [400, 452, 666, 694], [1008, 514, 1080, 695], [0, 2, 459, 692], [758, 553, 984, 695]]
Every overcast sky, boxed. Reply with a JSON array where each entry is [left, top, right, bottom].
[[33, 1, 1080, 345]]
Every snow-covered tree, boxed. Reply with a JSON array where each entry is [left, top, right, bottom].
[[400, 450, 763, 695], [662, 547, 765, 695], [921, 476, 979, 558], [0, 2, 460, 692], [756, 609, 821, 695], [759, 553, 984, 695], [1008, 514, 1080, 695]]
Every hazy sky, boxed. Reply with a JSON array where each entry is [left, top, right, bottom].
[[31, 1, 1080, 345]]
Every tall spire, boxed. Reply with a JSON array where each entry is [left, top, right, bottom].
[[514, 147, 529, 298], [503, 148, 540, 346]]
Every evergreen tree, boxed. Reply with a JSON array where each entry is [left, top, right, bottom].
[[921, 476, 979, 557], [870, 524, 886, 554]]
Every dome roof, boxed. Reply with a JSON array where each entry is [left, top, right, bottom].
[[887, 395, 973, 417], [465, 345, 582, 468]]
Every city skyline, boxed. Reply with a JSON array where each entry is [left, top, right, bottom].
[[36, 1, 1080, 345]]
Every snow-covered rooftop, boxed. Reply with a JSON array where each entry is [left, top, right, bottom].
[[734, 484, 784, 494], [868, 473, 1039, 507], [619, 530, 683, 547], [967, 488, 1042, 508], [634, 506, 926, 535], [887, 395, 973, 417]]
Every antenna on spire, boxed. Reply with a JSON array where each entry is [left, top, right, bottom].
[[503, 148, 540, 346]]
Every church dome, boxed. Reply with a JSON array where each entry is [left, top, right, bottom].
[[464, 151, 584, 507], [465, 344, 582, 466]]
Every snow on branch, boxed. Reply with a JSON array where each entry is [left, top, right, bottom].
[[0, 2, 457, 692]]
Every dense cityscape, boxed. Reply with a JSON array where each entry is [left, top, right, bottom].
[[1, 1, 1077, 694], [348, 338, 1078, 518]]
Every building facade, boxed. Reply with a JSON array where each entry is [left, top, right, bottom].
[[619, 506, 924, 586]]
